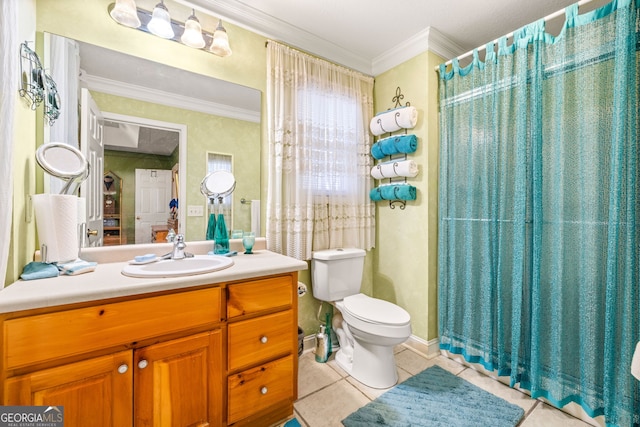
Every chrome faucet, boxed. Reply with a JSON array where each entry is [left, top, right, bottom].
[[162, 234, 193, 260]]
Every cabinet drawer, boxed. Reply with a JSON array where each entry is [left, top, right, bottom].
[[227, 355, 294, 424], [4, 287, 222, 370], [228, 310, 294, 371], [227, 276, 292, 318]]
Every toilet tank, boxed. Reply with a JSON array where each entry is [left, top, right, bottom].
[[311, 248, 366, 301]]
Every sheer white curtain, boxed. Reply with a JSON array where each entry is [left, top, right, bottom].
[[1, 0, 18, 285], [266, 41, 375, 260]]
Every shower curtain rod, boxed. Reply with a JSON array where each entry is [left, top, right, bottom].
[[435, 0, 597, 70]]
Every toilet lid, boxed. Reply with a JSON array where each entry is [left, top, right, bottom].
[[342, 294, 410, 326]]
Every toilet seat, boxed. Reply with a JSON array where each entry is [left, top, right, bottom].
[[342, 293, 410, 326]]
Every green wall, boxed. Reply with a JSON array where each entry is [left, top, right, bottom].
[[104, 150, 176, 244], [372, 51, 443, 342]]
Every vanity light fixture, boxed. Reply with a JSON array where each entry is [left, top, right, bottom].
[[108, 2, 232, 57], [181, 9, 206, 49], [209, 20, 232, 57], [147, 0, 174, 39], [109, 0, 141, 28]]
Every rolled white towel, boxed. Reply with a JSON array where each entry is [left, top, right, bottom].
[[371, 159, 419, 179], [369, 106, 418, 136], [632, 341, 640, 380]]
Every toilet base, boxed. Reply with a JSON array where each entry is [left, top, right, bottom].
[[335, 340, 398, 389]]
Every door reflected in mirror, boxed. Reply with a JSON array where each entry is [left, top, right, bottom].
[[43, 32, 262, 246]]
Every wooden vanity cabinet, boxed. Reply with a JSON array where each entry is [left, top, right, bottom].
[[1, 272, 299, 427], [2, 287, 224, 427], [226, 275, 298, 426]]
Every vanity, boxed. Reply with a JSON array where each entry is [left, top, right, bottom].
[[0, 239, 307, 427]]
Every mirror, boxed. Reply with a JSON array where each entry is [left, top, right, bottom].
[[43, 32, 262, 246], [201, 171, 236, 200], [35, 143, 89, 195]]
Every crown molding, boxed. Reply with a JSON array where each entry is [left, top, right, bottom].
[[80, 73, 260, 123], [427, 27, 466, 63], [177, 1, 466, 76], [372, 27, 466, 75], [176, 0, 373, 74], [372, 27, 431, 76]]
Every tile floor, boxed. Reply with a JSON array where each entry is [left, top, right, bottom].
[[290, 345, 599, 427]]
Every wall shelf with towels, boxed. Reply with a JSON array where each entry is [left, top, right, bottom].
[[369, 87, 419, 210]]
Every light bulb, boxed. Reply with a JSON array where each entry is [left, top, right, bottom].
[[147, 1, 174, 39], [209, 20, 232, 57], [180, 10, 205, 49], [109, 0, 141, 28]]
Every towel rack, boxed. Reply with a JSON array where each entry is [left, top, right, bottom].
[[370, 86, 417, 210]]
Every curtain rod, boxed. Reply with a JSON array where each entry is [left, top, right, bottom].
[[435, 0, 598, 70]]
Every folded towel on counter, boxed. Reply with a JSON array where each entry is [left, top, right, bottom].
[[371, 159, 419, 179], [371, 134, 418, 159], [370, 184, 417, 201], [369, 106, 418, 136], [20, 261, 60, 280], [57, 259, 98, 276]]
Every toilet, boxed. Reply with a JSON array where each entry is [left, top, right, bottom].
[[311, 248, 411, 389]]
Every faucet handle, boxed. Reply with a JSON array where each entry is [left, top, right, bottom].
[[175, 234, 185, 243]]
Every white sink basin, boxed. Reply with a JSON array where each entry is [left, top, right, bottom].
[[122, 255, 234, 278]]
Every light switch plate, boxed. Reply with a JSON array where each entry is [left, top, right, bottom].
[[187, 205, 204, 216]]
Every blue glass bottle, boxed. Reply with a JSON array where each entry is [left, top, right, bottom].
[[213, 213, 229, 254], [206, 212, 216, 240]]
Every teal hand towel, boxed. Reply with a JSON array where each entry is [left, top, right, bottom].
[[21, 262, 60, 280], [370, 184, 417, 201], [57, 259, 98, 276], [371, 134, 418, 159]]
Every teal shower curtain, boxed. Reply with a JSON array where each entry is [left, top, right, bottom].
[[437, 1, 639, 425]]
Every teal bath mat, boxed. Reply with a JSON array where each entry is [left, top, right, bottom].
[[342, 365, 524, 427]]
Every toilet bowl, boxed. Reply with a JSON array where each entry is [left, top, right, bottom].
[[311, 248, 412, 389], [333, 293, 411, 388]]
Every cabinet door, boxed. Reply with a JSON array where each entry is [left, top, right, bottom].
[[4, 350, 133, 427], [134, 330, 222, 427]]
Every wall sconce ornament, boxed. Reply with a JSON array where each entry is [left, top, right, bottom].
[[43, 73, 61, 125], [108, 1, 232, 57], [19, 42, 45, 110], [19, 41, 62, 125]]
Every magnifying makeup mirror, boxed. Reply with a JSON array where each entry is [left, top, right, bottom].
[[200, 170, 236, 202], [36, 142, 89, 195]]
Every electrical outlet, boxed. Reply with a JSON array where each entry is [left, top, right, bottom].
[[187, 205, 204, 216]]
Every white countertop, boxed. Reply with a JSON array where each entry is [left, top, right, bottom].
[[0, 239, 307, 314]]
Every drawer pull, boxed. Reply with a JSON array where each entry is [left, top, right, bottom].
[[117, 364, 129, 374], [138, 359, 148, 369], [260, 386, 268, 395], [260, 336, 268, 344]]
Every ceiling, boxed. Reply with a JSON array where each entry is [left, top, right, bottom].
[[181, 0, 607, 75]]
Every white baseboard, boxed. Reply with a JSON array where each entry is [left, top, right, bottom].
[[402, 335, 440, 359]]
